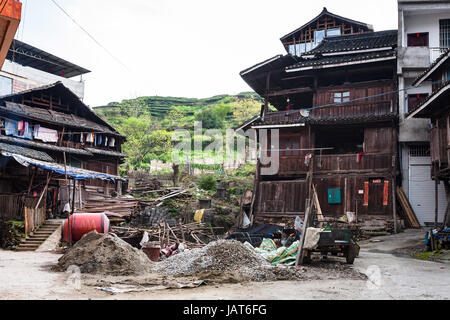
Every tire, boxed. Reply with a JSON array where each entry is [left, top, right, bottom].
[[345, 244, 356, 264]]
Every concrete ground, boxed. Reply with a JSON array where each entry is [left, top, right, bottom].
[[0, 228, 448, 300]]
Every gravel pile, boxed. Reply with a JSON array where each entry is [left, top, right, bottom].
[[56, 231, 153, 276], [153, 239, 305, 281]]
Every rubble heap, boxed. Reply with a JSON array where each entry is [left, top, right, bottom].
[[56, 231, 153, 275], [153, 239, 305, 281]]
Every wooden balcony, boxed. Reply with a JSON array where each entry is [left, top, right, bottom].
[[261, 153, 394, 176]]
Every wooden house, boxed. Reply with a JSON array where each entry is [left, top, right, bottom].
[[407, 49, 450, 227], [0, 81, 126, 234], [239, 9, 399, 225]]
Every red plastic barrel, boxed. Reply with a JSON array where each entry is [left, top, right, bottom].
[[62, 213, 110, 242]]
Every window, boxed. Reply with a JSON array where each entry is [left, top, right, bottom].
[[326, 28, 341, 37], [407, 33, 429, 47], [280, 136, 300, 156], [314, 30, 325, 45], [407, 93, 428, 112], [334, 92, 350, 104], [440, 19, 450, 49], [0, 76, 12, 96]]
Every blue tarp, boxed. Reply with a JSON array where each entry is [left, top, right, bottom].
[[6, 152, 122, 182]]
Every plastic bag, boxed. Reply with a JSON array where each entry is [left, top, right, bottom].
[[242, 213, 251, 228], [139, 231, 149, 248], [294, 216, 303, 231]]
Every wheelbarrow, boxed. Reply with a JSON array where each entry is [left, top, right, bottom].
[[304, 228, 360, 264]]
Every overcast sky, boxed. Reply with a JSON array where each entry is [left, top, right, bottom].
[[16, 0, 398, 107]]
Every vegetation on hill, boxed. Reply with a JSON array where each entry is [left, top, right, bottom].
[[94, 92, 262, 171]]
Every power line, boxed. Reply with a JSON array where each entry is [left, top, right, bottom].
[[49, 0, 130, 71]]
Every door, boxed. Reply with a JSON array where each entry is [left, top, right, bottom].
[[409, 161, 447, 226], [368, 178, 384, 214]]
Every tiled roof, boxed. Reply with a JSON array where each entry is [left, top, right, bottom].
[[0, 135, 93, 156], [306, 30, 397, 55], [286, 49, 396, 70], [280, 7, 373, 42], [0, 142, 54, 162], [0, 101, 120, 136], [244, 111, 397, 127]]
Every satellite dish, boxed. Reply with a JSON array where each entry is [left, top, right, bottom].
[[300, 109, 310, 117]]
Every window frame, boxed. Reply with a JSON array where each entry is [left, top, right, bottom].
[[407, 32, 429, 47], [333, 91, 350, 104]]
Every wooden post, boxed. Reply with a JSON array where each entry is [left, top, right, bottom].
[[27, 167, 36, 195], [63, 152, 72, 246], [435, 165, 439, 229], [35, 173, 51, 211], [70, 178, 76, 246], [296, 198, 312, 266]]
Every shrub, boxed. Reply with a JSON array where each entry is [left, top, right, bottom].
[[198, 175, 217, 191]]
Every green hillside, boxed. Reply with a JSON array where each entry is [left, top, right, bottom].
[[94, 92, 262, 170]]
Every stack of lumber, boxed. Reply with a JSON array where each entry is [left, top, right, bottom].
[[81, 197, 140, 221], [396, 187, 421, 228], [129, 177, 162, 194]]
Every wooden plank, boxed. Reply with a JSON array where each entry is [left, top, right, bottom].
[[396, 187, 420, 228]]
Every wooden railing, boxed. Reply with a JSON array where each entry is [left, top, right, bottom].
[[261, 153, 394, 176]]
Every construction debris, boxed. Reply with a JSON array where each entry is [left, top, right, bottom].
[[96, 280, 206, 295], [111, 221, 222, 250], [55, 231, 153, 275]]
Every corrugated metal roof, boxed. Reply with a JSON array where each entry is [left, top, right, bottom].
[[7, 39, 90, 78]]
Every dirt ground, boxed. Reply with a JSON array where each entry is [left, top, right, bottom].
[[0, 228, 449, 300]]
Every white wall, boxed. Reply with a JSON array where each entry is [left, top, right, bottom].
[[403, 11, 450, 48], [0, 60, 85, 99]]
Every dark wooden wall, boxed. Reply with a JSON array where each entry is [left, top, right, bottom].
[[256, 174, 393, 218]]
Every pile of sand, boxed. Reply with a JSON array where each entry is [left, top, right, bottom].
[[56, 231, 153, 276], [153, 239, 307, 281]]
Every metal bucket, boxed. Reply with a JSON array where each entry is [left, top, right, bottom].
[[142, 242, 161, 262]]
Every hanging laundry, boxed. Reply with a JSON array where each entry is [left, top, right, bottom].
[[109, 137, 115, 147], [104, 136, 108, 147], [80, 133, 84, 144], [97, 134, 102, 146], [86, 133, 94, 143], [67, 130, 73, 141], [33, 125, 58, 143], [5, 119, 18, 136], [22, 122, 33, 140], [17, 120, 24, 136]]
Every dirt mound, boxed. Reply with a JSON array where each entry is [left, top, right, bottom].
[[153, 239, 305, 282], [56, 231, 153, 275]]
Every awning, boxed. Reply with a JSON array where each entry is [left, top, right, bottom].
[[4, 152, 123, 182]]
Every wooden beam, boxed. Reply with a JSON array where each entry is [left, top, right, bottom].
[[267, 87, 313, 97]]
